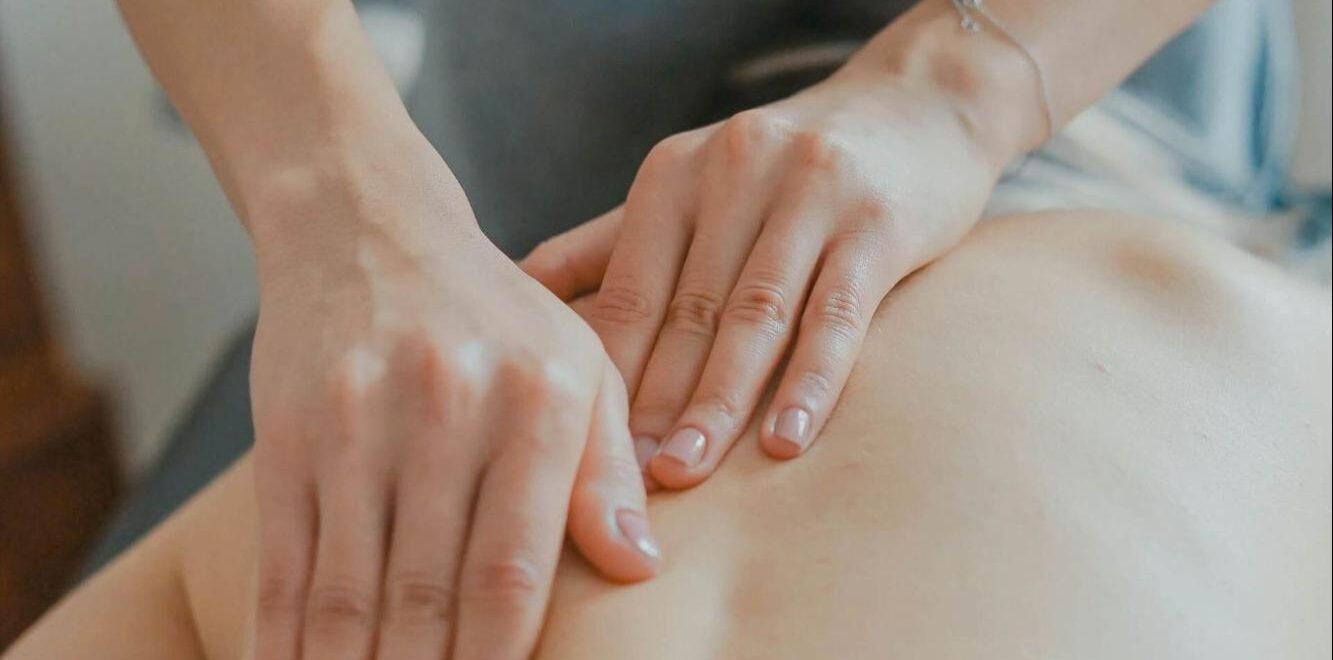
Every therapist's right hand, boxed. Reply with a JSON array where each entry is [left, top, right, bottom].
[[244, 138, 661, 660]]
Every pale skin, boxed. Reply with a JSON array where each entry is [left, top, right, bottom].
[[524, 0, 1216, 487], [6, 211, 1330, 659], [111, 0, 1217, 658]]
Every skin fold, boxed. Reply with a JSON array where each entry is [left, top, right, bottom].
[[6, 211, 1330, 660]]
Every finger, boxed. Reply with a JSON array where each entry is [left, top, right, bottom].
[[301, 385, 394, 660], [630, 113, 785, 465], [634, 434, 662, 493], [520, 207, 624, 301], [591, 133, 704, 398], [252, 449, 317, 660], [452, 370, 591, 660], [760, 231, 893, 459], [649, 195, 826, 488], [568, 361, 662, 582], [300, 465, 392, 660], [374, 349, 485, 660]]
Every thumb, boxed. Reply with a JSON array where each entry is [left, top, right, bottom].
[[521, 206, 623, 301], [566, 360, 663, 582]]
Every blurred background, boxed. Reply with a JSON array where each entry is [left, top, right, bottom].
[[0, 0, 1329, 645]]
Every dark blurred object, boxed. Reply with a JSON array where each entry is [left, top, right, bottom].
[[82, 322, 255, 574], [0, 70, 119, 648]]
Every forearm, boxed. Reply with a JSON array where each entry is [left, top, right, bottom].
[[846, 0, 1215, 168], [115, 0, 429, 229]]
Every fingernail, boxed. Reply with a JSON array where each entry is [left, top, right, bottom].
[[772, 407, 812, 452], [658, 427, 706, 467], [633, 435, 658, 472], [615, 509, 662, 561]]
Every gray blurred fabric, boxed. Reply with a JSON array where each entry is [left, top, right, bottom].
[[411, 0, 1295, 256]]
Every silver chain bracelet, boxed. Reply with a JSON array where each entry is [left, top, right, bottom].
[[950, 0, 1056, 143]]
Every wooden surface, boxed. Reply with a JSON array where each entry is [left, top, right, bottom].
[[0, 64, 120, 648]]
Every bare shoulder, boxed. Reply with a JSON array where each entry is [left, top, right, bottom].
[[172, 456, 261, 660]]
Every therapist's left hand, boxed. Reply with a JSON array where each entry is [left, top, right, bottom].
[[522, 62, 1008, 489]]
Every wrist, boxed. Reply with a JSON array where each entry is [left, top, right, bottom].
[[240, 126, 483, 268], [843, 0, 1048, 172], [232, 112, 424, 218]]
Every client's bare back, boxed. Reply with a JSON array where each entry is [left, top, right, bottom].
[[538, 211, 1331, 659], [7, 211, 1330, 660]]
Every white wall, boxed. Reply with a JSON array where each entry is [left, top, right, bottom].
[[0, 0, 257, 474], [0, 0, 421, 476], [1291, 0, 1333, 186], [0, 0, 1328, 477]]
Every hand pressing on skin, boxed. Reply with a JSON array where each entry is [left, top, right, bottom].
[[246, 138, 659, 660], [522, 50, 1029, 489]]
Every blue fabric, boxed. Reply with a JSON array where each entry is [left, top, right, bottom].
[[1119, 0, 1297, 213]]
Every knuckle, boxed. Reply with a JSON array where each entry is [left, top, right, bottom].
[[813, 285, 865, 339], [791, 367, 837, 403], [408, 337, 451, 396], [493, 361, 584, 457], [843, 202, 907, 263], [834, 197, 908, 267], [496, 359, 542, 395], [725, 279, 792, 335], [664, 288, 725, 339], [719, 109, 788, 163], [464, 555, 544, 607], [325, 363, 365, 421], [825, 227, 885, 263], [324, 349, 389, 432], [594, 283, 657, 327], [383, 571, 457, 627], [255, 570, 305, 618], [540, 370, 583, 411], [793, 130, 847, 173], [496, 361, 550, 410], [641, 135, 694, 177], [396, 335, 475, 425], [305, 581, 377, 633], [498, 359, 580, 409], [848, 195, 897, 230], [693, 390, 743, 425]]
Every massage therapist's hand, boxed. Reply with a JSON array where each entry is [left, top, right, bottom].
[[246, 140, 660, 660], [523, 55, 1024, 489]]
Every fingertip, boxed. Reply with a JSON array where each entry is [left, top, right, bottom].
[[568, 496, 662, 583], [760, 433, 805, 460], [568, 371, 663, 583], [614, 508, 664, 574], [759, 405, 812, 460], [647, 453, 708, 491], [650, 423, 732, 489]]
